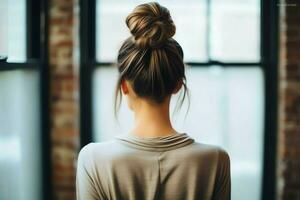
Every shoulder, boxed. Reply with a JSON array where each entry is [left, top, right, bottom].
[[192, 142, 228, 153], [216, 147, 230, 164], [184, 142, 230, 164], [78, 140, 137, 166], [215, 147, 230, 172], [186, 142, 224, 155], [78, 141, 114, 157], [78, 140, 120, 158], [191, 143, 230, 171]]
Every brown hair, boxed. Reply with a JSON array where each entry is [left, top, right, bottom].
[[115, 2, 188, 115]]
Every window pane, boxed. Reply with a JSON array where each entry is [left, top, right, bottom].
[[96, 0, 208, 62], [0, 0, 26, 62], [0, 70, 41, 200], [210, 0, 260, 62], [93, 66, 264, 200]]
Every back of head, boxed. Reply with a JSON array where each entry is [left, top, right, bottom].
[[115, 2, 187, 112]]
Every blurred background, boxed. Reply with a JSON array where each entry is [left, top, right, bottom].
[[0, 0, 299, 200]]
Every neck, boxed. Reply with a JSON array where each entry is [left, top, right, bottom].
[[131, 99, 177, 138]]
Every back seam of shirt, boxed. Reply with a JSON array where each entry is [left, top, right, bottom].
[[153, 152, 163, 200]]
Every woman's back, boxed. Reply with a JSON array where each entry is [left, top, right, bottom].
[[76, 133, 230, 200], [76, 2, 231, 199]]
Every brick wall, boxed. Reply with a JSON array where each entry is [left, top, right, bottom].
[[278, 1, 300, 199], [49, 0, 79, 199]]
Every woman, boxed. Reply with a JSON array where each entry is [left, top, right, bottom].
[[76, 2, 230, 200]]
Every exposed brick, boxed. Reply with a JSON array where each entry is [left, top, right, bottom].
[[278, 0, 300, 199], [49, 0, 79, 199]]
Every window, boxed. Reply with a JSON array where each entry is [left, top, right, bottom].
[[0, 70, 41, 200], [96, 0, 260, 62], [80, 0, 278, 199], [0, 0, 26, 62], [96, 0, 207, 62], [0, 0, 49, 199]]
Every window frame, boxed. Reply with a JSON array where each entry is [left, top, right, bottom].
[[79, 0, 278, 199], [0, 0, 51, 199]]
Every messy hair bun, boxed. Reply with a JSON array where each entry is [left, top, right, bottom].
[[115, 2, 188, 116], [126, 2, 176, 48]]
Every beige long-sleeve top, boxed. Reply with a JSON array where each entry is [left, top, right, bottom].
[[76, 133, 231, 200]]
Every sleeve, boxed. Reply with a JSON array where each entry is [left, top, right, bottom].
[[212, 148, 231, 200], [76, 144, 105, 200]]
